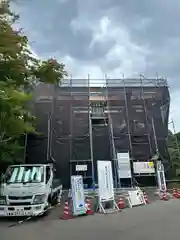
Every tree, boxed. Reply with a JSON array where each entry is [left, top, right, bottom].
[[167, 131, 180, 178], [0, 1, 67, 166]]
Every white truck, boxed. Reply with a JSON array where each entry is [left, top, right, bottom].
[[0, 164, 63, 217]]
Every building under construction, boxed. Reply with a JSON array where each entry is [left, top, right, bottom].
[[26, 77, 170, 189]]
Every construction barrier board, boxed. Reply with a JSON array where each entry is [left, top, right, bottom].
[[71, 175, 86, 216], [127, 188, 146, 208]]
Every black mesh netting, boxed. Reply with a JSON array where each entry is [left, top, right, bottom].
[[26, 83, 170, 188]]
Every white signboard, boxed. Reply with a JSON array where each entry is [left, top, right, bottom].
[[133, 162, 155, 174], [156, 161, 167, 191], [117, 152, 129, 163], [71, 175, 86, 216], [75, 165, 87, 171], [97, 161, 114, 202], [117, 152, 132, 178], [128, 189, 146, 207]]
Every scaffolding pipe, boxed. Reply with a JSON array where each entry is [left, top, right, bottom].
[[88, 74, 95, 191], [151, 117, 159, 158], [69, 76, 73, 178], [122, 76, 133, 187], [105, 75, 120, 189], [49, 85, 55, 161], [47, 118, 51, 161], [140, 76, 153, 155], [123, 76, 133, 157]]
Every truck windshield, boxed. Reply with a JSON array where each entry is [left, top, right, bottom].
[[4, 166, 44, 184]]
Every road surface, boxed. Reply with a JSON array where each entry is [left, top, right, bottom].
[[1, 199, 180, 240]]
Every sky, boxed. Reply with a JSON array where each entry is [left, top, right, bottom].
[[12, 0, 180, 132]]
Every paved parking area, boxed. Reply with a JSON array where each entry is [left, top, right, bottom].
[[1, 199, 180, 240]]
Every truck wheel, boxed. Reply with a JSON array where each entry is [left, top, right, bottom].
[[42, 199, 51, 216], [54, 189, 62, 205]]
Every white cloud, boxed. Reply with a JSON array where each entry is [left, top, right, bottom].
[[12, 0, 180, 132], [70, 15, 150, 78]]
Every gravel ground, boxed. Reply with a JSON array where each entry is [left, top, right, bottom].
[[1, 198, 180, 240]]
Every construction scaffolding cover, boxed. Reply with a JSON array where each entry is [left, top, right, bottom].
[[26, 78, 170, 188], [106, 79, 170, 167]]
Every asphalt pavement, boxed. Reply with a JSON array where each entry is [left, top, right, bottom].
[[1, 198, 180, 240]]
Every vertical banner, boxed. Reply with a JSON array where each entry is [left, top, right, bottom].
[[156, 161, 167, 191], [97, 161, 114, 202], [71, 175, 86, 216]]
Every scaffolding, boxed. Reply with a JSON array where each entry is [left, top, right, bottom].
[[27, 76, 170, 189]]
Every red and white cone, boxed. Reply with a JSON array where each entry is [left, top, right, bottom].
[[86, 198, 93, 215], [161, 191, 168, 201], [118, 197, 125, 209], [176, 189, 180, 198], [60, 200, 72, 220], [172, 188, 177, 199], [143, 192, 150, 204]]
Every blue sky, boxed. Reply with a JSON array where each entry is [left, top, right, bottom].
[[12, 0, 180, 132]]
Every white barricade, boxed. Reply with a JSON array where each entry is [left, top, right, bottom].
[[97, 160, 119, 214], [127, 188, 146, 208], [71, 175, 86, 216]]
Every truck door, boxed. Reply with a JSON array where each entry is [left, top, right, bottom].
[[45, 166, 52, 191]]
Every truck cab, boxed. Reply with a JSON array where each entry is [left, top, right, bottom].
[[0, 164, 62, 217]]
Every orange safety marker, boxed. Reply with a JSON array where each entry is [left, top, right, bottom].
[[143, 191, 150, 204], [60, 200, 72, 220], [161, 191, 168, 201], [118, 197, 125, 209], [86, 198, 93, 215]]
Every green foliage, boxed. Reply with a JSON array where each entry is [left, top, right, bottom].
[[167, 131, 180, 178], [0, 1, 67, 165]]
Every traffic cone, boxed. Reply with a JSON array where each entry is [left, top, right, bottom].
[[176, 189, 180, 198], [118, 197, 125, 209], [172, 188, 177, 199], [86, 198, 93, 215], [143, 191, 150, 204], [161, 191, 168, 201], [60, 200, 72, 220]]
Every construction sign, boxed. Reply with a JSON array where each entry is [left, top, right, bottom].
[[156, 161, 167, 191], [71, 175, 86, 216]]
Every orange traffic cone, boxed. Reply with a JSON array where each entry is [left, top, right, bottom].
[[176, 189, 180, 198], [60, 200, 72, 220], [118, 197, 125, 209], [161, 191, 168, 201], [172, 188, 177, 199], [86, 198, 93, 215], [143, 192, 150, 204]]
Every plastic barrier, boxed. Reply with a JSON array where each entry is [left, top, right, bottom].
[[60, 200, 72, 220], [117, 197, 125, 209], [160, 191, 168, 201], [127, 189, 146, 208], [143, 191, 150, 204]]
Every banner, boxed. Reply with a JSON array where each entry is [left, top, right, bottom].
[[71, 175, 86, 216], [117, 152, 132, 178], [133, 162, 155, 174], [97, 161, 114, 202]]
